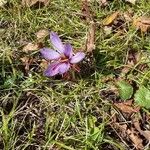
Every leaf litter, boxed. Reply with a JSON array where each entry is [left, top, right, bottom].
[[105, 56, 150, 149], [114, 100, 140, 114], [36, 29, 49, 40], [20, 56, 33, 72], [20, 30, 47, 74], [102, 11, 130, 35], [103, 10, 150, 34], [133, 118, 150, 141], [22, 42, 41, 53], [100, 62, 150, 150], [103, 11, 120, 26], [133, 16, 150, 32], [109, 102, 149, 150]]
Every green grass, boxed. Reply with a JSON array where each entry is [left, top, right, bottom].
[[0, 0, 150, 149]]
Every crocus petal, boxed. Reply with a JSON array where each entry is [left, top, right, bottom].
[[44, 62, 70, 76], [44, 62, 60, 77], [64, 43, 73, 58], [40, 48, 61, 60], [50, 32, 65, 53], [58, 63, 70, 74], [70, 52, 85, 64]]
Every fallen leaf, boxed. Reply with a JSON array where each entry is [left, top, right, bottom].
[[103, 11, 120, 26], [114, 123, 127, 138], [127, 128, 144, 149], [36, 29, 49, 40], [39, 59, 48, 69], [20, 56, 33, 71], [22, 42, 41, 53], [134, 119, 150, 141], [125, 0, 136, 4], [123, 99, 133, 106], [86, 21, 95, 52], [123, 11, 133, 22], [114, 102, 140, 114], [21, 0, 50, 7], [133, 17, 150, 32]]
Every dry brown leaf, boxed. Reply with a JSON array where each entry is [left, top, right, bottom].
[[103, 11, 120, 26], [125, 0, 136, 4], [86, 21, 95, 52], [22, 43, 40, 53], [20, 56, 33, 71], [40, 59, 48, 69], [114, 123, 127, 138], [123, 99, 133, 106], [133, 17, 150, 32], [36, 29, 49, 40], [127, 128, 144, 149], [21, 0, 49, 7], [114, 102, 140, 114], [123, 11, 133, 22], [134, 119, 150, 141]]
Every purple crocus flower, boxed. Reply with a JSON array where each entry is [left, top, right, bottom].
[[40, 32, 85, 77]]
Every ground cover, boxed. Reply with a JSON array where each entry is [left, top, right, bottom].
[[0, 0, 150, 149]]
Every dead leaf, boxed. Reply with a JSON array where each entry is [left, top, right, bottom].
[[127, 128, 144, 149], [123, 99, 133, 106], [40, 59, 48, 69], [36, 29, 49, 40], [114, 123, 127, 138], [123, 11, 133, 22], [22, 42, 41, 53], [133, 17, 150, 32], [86, 21, 95, 52], [114, 102, 140, 114], [20, 56, 33, 71], [134, 119, 150, 141], [103, 11, 120, 26], [21, 0, 50, 7], [125, 0, 136, 4]]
